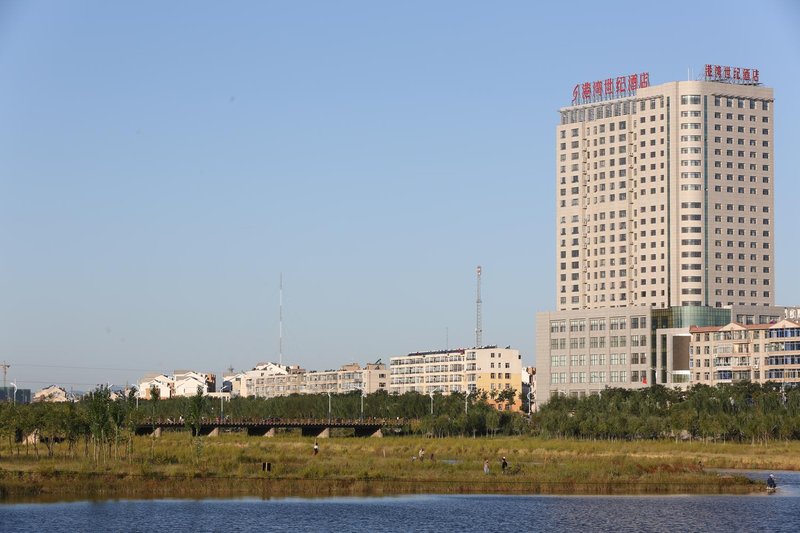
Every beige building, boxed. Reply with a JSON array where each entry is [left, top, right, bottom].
[[690, 318, 800, 386], [536, 304, 785, 403], [556, 72, 774, 310], [389, 346, 522, 411], [304, 362, 387, 395], [230, 361, 388, 399], [538, 67, 778, 405]]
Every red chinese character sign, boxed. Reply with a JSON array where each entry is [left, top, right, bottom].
[[704, 64, 761, 85], [570, 71, 650, 105]]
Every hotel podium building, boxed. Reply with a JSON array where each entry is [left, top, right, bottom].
[[537, 66, 781, 404]]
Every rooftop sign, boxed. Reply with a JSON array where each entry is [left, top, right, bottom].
[[571, 72, 650, 106], [704, 64, 760, 84]]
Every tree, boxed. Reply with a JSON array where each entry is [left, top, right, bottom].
[[496, 388, 518, 411], [85, 385, 113, 464], [184, 386, 207, 465], [184, 386, 207, 437]]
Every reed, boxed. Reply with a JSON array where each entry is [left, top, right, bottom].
[[0, 433, 777, 502]]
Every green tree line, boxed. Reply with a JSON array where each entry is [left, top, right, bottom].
[[0, 387, 528, 463], [535, 382, 800, 443]]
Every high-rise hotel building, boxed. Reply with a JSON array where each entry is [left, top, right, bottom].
[[537, 66, 783, 404], [556, 70, 773, 309]]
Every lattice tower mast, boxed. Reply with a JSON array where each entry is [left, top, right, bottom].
[[476, 266, 482, 348]]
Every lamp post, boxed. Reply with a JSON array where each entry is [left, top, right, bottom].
[[327, 391, 332, 424], [220, 395, 224, 419], [360, 389, 366, 420], [10, 381, 17, 405], [429, 391, 435, 416], [465, 390, 469, 415], [527, 390, 535, 422]]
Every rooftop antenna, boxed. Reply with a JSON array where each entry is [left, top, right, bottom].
[[1, 361, 9, 391], [279, 273, 283, 366], [475, 266, 482, 348]]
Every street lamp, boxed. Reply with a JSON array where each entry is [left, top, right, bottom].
[[360, 389, 366, 420], [465, 390, 469, 415], [527, 390, 535, 422], [327, 391, 332, 424], [10, 381, 17, 405], [429, 390, 435, 415]]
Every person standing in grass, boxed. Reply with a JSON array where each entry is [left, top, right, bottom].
[[313, 441, 319, 456], [501, 457, 508, 474], [483, 459, 490, 474], [419, 448, 425, 462]]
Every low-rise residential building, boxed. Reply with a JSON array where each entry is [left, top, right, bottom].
[[690, 319, 800, 386], [173, 370, 216, 396], [230, 362, 388, 399], [137, 370, 218, 399], [137, 373, 174, 400], [389, 346, 522, 411], [33, 385, 71, 403]]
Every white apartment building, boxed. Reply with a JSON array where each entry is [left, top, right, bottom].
[[173, 370, 215, 397], [137, 373, 174, 400], [137, 370, 216, 399], [538, 65, 779, 405], [230, 362, 388, 399], [389, 346, 522, 411]]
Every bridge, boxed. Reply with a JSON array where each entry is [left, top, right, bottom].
[[135, 417, 403, 438]]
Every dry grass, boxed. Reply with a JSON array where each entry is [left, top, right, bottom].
[[1, 433, 787, 502]]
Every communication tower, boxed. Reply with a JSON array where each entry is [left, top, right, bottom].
[[476, 266, 482, 348]]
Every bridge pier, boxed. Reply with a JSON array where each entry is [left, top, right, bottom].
[[300, 427, 327, 438], [354, 427, 383, 438], [246, 427, 276, 437]]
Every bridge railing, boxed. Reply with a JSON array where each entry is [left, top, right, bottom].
[[139, 417, 407, 427]]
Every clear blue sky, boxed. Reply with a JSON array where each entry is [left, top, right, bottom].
[[2, 1, 799, 391]]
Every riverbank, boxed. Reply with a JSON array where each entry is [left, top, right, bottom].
[[2, 434, 787, 502]]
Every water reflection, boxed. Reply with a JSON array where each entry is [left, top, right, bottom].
[[2, 471, 800, 533]]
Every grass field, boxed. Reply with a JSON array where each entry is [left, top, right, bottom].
[[2, 431, 790, 502]]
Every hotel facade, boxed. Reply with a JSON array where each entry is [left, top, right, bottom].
[[537, 65, 784, 404]]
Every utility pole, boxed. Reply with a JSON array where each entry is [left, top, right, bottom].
[[475, 266, 482, 348]]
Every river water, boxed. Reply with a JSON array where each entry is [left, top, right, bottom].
[[2, 471, 798, 532]]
